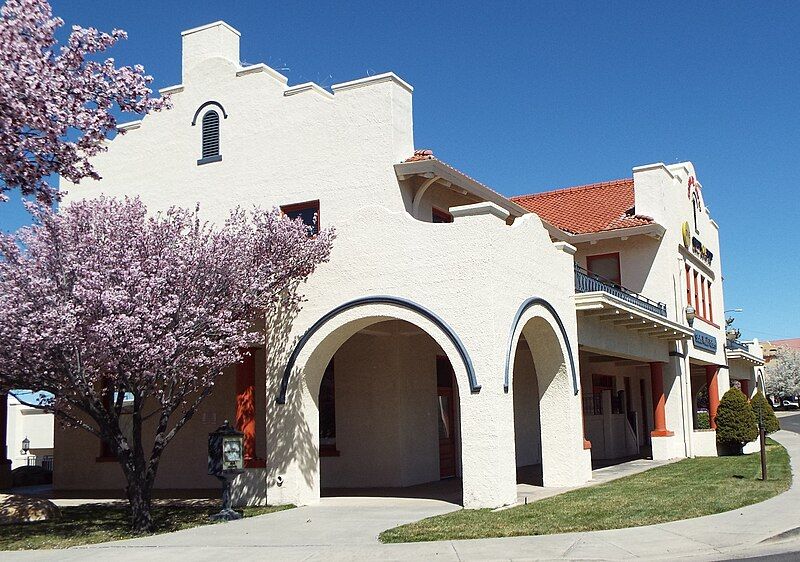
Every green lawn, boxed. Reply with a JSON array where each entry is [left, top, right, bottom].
[[380, 439, 791, 543], [0, 503, 292, 550]]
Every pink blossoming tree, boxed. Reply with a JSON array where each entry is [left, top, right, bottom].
[[0, 0, 168, 204], [0, 197, 333, 533]]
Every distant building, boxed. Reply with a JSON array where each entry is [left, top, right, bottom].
[[6, 395, 54, 471], [762, 338, 800, 363]]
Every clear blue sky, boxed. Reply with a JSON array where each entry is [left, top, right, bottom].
[[1, 1, 798, 341]]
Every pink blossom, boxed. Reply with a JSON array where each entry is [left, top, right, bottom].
[[0, 196, 334, 531], [0, 0, 169, 204]]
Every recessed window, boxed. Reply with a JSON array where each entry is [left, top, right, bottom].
[[432, 207, 453, 223], [686, 265, 715, 325], [198, 110, 221, 165], [707, 279, 713, 323], [586, 253, 621, 286], [281, 200, 320, 236]]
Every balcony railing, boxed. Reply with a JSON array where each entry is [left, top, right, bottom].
[[726, 339, 749, 351], [575, 265, 668, 318]]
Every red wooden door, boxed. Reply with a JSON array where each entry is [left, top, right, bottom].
[[436, 356, 457, 479]]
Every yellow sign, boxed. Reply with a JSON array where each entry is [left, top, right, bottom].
[[681, 221, 691, 248]]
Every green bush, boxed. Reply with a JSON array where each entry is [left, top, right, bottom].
[[751, 390, 780, 434], [695, 411, 710, 429], [715, 388, 758, 451]]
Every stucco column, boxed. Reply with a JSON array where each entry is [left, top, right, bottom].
[[459, 357, 518, 509], [650, 362, 673, 437], [0, 393, 11, 489], [236, 351, 265, 468], [706, 365, 720, 430]]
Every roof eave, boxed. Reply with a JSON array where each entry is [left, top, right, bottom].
[[725, 349, 765, 366], [541, 222, 666, 244], [394, 160, 528, 217]]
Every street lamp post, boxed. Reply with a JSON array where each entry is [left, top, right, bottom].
[[208, 420, 245, 521], [758, 409, 767, 481]]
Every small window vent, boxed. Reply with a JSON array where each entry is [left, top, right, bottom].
[[201, 111, 220, 160]]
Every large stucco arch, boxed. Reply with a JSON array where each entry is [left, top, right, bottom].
[[266, 296, 472, 506], [506, 298, 592, 488], [279, 296, 478, 404]]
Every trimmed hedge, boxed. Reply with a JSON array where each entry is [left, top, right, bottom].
[[751, 390, 780, 434], [716, 387, 758, 450]]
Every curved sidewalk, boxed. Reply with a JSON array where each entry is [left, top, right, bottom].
[[8, 430, 800, 561]]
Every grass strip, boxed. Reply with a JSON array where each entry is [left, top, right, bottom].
[[380, 439, 790, 543]]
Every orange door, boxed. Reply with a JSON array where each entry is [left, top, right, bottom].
[[437, 387, 456, 478]]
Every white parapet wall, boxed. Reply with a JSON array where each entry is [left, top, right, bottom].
[[691, 430, 718, 457]]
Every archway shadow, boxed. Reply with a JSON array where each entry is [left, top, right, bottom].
[[321, 478, 463, 505], [264, 302, 318, 490]]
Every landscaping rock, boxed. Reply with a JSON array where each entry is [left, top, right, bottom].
[[0, 494, 60, 524]]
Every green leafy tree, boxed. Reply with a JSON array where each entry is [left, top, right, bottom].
[[750, 390, 780, 434], [715, 388, 758, 452]]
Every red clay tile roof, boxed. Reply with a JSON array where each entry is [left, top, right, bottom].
[[511, 178, 654, 235], [771, 338, 800, 350], [405, 149, 435, 162]]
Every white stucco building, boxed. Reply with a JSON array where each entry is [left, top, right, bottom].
[[36, 21, 764, 507], [6, 395, 54, 471]]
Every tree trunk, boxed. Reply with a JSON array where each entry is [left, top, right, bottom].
[[125, 470, 154, 534]]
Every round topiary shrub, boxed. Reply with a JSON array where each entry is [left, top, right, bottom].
[[750, 390, 780, 434], [715, 387, 758, 453]]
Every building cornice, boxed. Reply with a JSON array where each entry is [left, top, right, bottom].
[[332, 72, 413, 94]]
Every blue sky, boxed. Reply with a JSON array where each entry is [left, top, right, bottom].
[[1, 1, 798, 341]]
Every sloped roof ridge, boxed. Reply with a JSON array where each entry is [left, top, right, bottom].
[[511, 177, 633, 201]]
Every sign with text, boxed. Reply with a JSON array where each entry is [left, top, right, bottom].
[[693, 329, 718, 353]]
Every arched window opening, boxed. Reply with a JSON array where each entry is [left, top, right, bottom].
[[198, 110, 221, 165]]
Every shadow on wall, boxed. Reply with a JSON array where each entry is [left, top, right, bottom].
[[263, 302, 317, 490]]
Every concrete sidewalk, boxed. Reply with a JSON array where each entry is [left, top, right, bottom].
[[7, 430, 800, 560]]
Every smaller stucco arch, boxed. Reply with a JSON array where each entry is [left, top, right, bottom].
[[756, 368, 766, 394], [278, 296, 479, 404], [506, 300, 590, 488], [503, 297, 579, 395]]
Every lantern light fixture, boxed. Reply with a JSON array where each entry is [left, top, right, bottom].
[[685, 305, 696, 327]]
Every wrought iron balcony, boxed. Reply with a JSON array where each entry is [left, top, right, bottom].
[[726, 339, 749, 351], [574, 265, 667, 318]]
